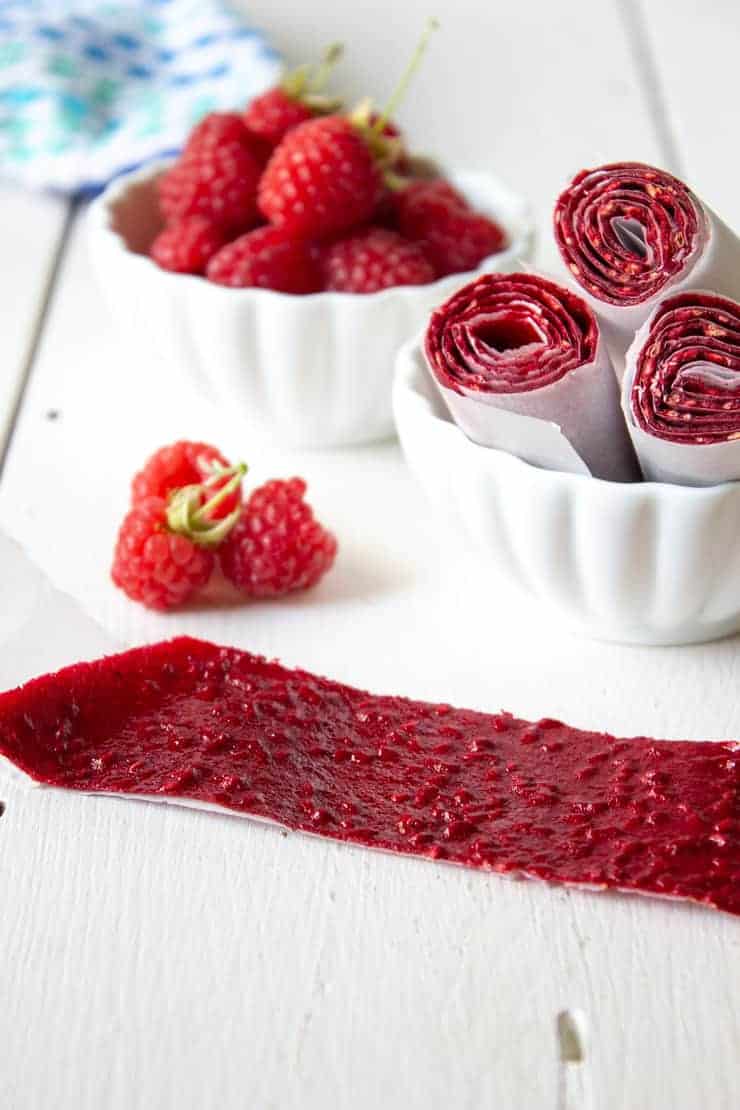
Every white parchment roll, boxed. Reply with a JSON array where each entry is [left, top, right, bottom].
[[622, 289, 740, 485], [423, 271, 640, 482], [554, 162, 740, 371]]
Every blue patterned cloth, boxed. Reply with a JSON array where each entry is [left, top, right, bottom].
[[0, 0, 281, 193]]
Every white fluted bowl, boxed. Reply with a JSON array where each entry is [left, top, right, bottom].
[[394, 337, 740, 645], [88, 160, 532, 448]]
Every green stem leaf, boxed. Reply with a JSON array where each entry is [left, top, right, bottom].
[[372, 18, 439, 137]]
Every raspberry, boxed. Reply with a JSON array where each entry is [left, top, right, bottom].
[[258, 115, 382, 239], [244, 88, 316, 148], [185, 112, 252, 154], [396, 179, 507, 276], [256, 20, 441, 240], [420, 208, 507, 276], [158, 142, 261, 233], [395, 178, 469, 216], [114, 458, 247, 610], [244, 44, 344, 149], [206, 226, 322, 293], [131, 441, 239, 520], [322, 227, 434, 293], [220, 478, 337, 598], [149, 218, 225, 275], [185, 110, 272, 167], [111, 497, 215, 611]]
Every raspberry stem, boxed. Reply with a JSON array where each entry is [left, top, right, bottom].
[[371, 19, 439, 137], [166, 462, 247, 548], [281, 42, 344, 107], [308, 43, 344, 93], [193, 463, 247, 524]]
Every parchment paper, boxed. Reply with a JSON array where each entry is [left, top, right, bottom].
[[424, 274, 640, 482], [622, 295, 740, 486]]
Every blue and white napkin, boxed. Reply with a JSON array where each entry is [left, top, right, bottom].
[[0, 0, 281, 193]]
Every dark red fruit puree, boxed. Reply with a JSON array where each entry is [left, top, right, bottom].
[[0, 637, 737, 915]]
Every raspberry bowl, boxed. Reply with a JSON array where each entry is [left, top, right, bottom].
[[88, 159, 532, 448], [394, 336, 740, 646]]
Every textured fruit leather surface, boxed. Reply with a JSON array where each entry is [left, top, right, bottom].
[[554, 162, 700, 306], [0, 636, 737, 916]]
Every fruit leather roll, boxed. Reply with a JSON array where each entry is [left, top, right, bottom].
[[424, 271, 639, 481], [622, 290, 740, 485], [554, 162, 740, 361]]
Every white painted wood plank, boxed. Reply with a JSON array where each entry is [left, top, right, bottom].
[[1, 538, 739, 1110], [0, 186, 69, 458], [636, 0, 740, 227], [1, 3, 737, 1108]]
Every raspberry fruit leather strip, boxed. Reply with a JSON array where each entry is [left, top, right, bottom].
[[423, 272, 639, 481], [1, 637, 737, 916], [622, 291, 740, 484], [554, 162, 740, 363]]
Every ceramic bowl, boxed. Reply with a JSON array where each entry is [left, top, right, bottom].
[[88, 160, 532, 448], [394, 336, 740, 646]]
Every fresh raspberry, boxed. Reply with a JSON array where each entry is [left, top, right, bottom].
[[158, 142, 261, 233], [396, 179, 507, 276], [131, 441, 239, 520], [185, 111, 252, 154], [322, 227, 434, 293], [219, 478, 337, 598], [419, 207, 507, 276], [256, 20, 441, 240], [258, 115, 382, 239], [185, 110, 272, 166], [395, 178, 470, 215], [149, 218, 225, 275], [243, 88, 316, 148], [244, 44, 344, 149], [112, 497, 215, 611], [206, 226, 322, 293]]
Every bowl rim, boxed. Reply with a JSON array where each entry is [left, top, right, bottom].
[[394, 334, 740, 501], [88, 157, 535, 305]]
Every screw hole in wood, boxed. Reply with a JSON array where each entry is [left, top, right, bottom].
[[556, 1009, 590, 1110], [557, 1009, 586, 1063]]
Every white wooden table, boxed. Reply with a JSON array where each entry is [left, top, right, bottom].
[[1, 3, 738, 1107]]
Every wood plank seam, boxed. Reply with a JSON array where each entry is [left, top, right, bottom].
[[618, 0, 686, 176], [0, 200, 77, 482]]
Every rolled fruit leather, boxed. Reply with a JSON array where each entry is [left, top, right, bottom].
[[423, 271, 640, 481], [554, 162, 740, 371], [622, 290, 740, 485]]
